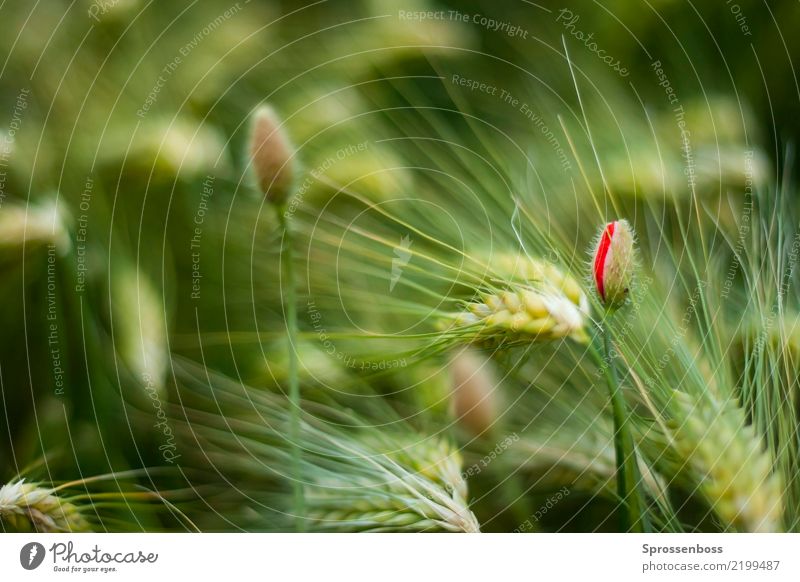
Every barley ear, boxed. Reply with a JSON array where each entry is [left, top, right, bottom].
[[668, 391, 784, 532], [445, 283, 589, 345], [0, 480, 91, 532]]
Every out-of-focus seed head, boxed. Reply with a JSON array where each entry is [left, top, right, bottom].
[[249, 105, 295, 207], [449, 348, 499, 437]]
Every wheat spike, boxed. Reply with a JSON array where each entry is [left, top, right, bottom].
[[0, 480, 90, 532], [489, 253, 588, 308], [446, 283, 589, 345], [443, 255, 589, 344], [306, 436, 480, 533], [0, 199, 71, 253], [174, 361, 480, 533], [668, 390, 784, 532]]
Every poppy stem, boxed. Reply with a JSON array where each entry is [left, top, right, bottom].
[[278, 207, 305, 532], [601, 314, 647, 532]]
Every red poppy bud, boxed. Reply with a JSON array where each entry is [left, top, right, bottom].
[[593, 219, 636, 309]]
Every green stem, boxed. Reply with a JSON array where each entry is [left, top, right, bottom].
[[277, 207, 305, 532], [602, 314, 647, 532]]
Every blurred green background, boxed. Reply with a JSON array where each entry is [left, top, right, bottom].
[[0, 0, 798, 532]]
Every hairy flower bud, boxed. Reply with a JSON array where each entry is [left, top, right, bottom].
[[592, 219, 636, 310], [249, 105, 295, 206]]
